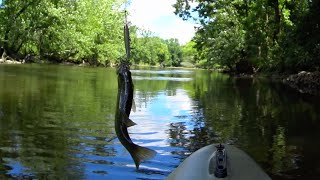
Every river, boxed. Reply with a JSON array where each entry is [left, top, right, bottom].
[[0, 64, 320, 179]]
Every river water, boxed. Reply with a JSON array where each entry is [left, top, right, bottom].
[[0, 64, 320, 179]]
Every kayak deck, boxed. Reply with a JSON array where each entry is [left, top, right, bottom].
[[166, 144, 271, 180]]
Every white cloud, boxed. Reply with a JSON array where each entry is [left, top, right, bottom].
[[127, 0, 196, 44]]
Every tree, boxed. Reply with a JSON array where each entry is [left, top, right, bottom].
[[130, 28, 172, 66], [0, 0, 125, 65], [181, 40, 197, 66], [173, 0, 319, 72], [165, 38, 183, 66]]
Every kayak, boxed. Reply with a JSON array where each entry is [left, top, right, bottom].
[[166, 144, 271, 180]]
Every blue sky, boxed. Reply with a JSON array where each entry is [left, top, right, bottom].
[[127, 0, 197, 44]]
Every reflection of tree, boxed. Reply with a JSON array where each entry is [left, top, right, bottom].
[[187, 71, 320, 179], [188, 126, 217, 152], [167, 122, 189, 148], [0, 65, 118, 178], [166, 122, 190, 160], [271, 126, 287, 173], [190, 72, 243, 143], [116, 68, 320, 179]]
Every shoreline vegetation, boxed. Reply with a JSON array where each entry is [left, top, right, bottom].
[[1, 0, 319, 96]]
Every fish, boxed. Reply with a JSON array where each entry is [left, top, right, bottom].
[[123, 16, 135, 112], [115, 63, 157, 170]]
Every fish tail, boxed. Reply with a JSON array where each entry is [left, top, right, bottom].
[[130, 144, 157, 170]]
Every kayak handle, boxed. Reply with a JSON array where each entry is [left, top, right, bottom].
[[214, 144, 228, 178]]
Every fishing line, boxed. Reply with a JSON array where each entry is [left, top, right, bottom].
[[122, 0, 131, 64]]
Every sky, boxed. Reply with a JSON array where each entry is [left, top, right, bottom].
[[127, 0, 197, 45]]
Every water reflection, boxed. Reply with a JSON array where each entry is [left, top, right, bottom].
[[0, 65, 319, 179], [131, 69, 192, 75], [0, 65, 117, 179], [131, 69, 193, 82], [132, 76, 192, 82], [194, 75, 320, 179], [129, 88, 195, 162]]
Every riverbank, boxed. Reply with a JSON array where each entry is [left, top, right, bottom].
[[249, 70, 320, 96], [282, 71, 320, 96], [221, 69, 320, 96]]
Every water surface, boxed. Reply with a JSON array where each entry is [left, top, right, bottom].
[[0, 64, 320, 179]]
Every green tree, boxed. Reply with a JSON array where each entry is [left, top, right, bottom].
[[165, 38, 182, 66], [174, 0, 246, 70], [173, 0, 319, 72], [0, 0, 125, 65], [130, 28, 171, 66], [181, 41, 197, 66]]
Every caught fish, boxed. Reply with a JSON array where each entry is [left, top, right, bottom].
[[115, 63, 157, 170]]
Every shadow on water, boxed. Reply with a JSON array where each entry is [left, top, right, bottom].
[[0, 64, 320, 179]]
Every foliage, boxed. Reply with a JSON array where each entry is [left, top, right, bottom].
[[173, 0, 320, 72], [182, 41, 196, 63], [0, 0, 125, 65], [165, 38, 182, 66], [0, 1, 186, 67], [131, 34, 169, 65], [130, 27, 184, 67]]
